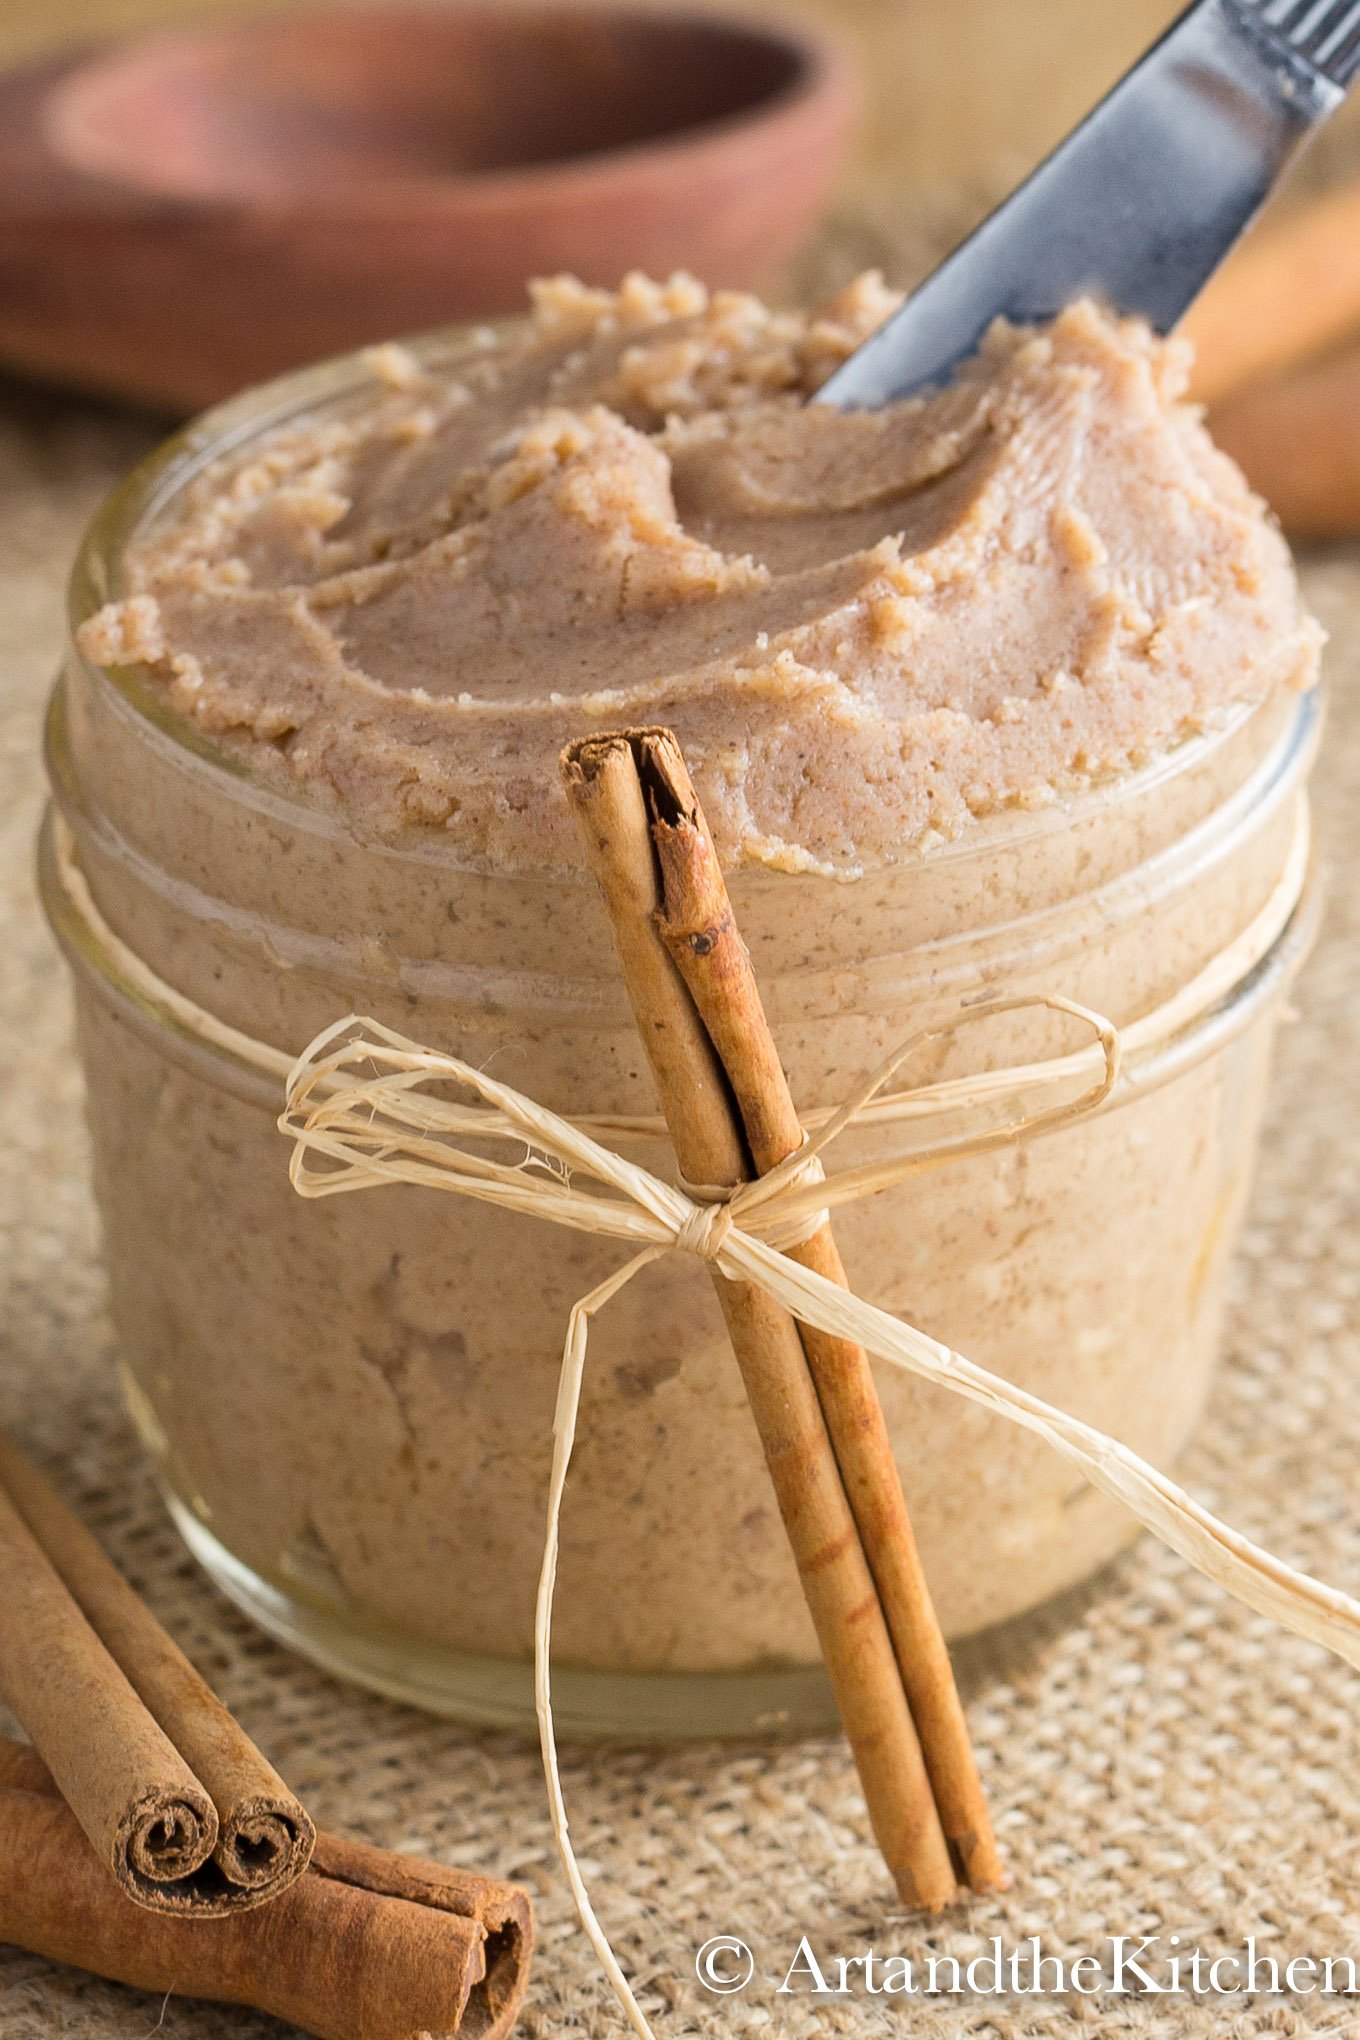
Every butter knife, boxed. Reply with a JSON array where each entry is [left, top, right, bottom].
[[818, 0, 1360, 407]]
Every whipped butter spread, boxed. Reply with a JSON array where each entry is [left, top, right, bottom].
[[61, 279, 1321, 1683], [79, 276, 1319, 875]]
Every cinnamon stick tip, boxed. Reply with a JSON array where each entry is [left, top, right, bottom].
[[894, 1869, 961, 1917], [119, 1782, 218, 1889], [949, 1836, 1009, 1897], [559, 726, 675, 783], [217, 1797, 317, 1891], [559, 727, 704, 828]]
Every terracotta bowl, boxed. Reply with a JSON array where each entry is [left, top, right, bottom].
[[0, 4, 854, 411]]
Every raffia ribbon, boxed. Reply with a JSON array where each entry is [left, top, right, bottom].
[[48, 805, 1346, 2035], [279, 915, 1358, 2037], [282, 991, 1360, 1687]]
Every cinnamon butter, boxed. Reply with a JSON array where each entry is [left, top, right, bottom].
[[78, 276, 1315, 868], [47, 277, 1320, 1732]]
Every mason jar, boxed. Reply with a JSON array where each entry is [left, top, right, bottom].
[[40, 337, 1320, 1737]]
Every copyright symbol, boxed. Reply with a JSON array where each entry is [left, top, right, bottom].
[[695, 1936, 755, 1993]]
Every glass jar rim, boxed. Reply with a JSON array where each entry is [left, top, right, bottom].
[[67, 319, 1307, 877], [37, 793, 1321, 1151]]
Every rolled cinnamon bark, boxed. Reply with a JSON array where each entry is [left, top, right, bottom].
[[0, 1428, 313, 1911], [562, 729, 957, 1914], [0, 1740, 533, 2040], [1185, 178, 1360, 406], [1209, 341, 1360, 537], [0, 1473, 219, 1904], [638, 728, 1004, 1897]]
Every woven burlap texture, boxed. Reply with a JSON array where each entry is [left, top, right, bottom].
[[4, 218, 1360, 2036]]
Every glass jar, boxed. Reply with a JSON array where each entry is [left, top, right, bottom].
[[41, 338, 1320, 1738]]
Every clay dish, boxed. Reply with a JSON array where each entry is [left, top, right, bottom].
[[0, 4, 854, 411]]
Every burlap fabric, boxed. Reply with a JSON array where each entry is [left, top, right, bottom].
[[4, 209, 1360, 2037]]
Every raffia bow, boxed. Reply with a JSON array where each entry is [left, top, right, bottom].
[[42, 786, 1340, 2033], [281, 984, 1360, 2040]]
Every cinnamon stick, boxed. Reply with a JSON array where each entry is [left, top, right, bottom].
[[1208, 339, 1360, 537], [1185, 178, 1360, 406], [0, 1739, 533, 2040], [0, 1427, 313, 1913], [636, 728, 1004, 1896], [561, 729, 957, 1914]]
